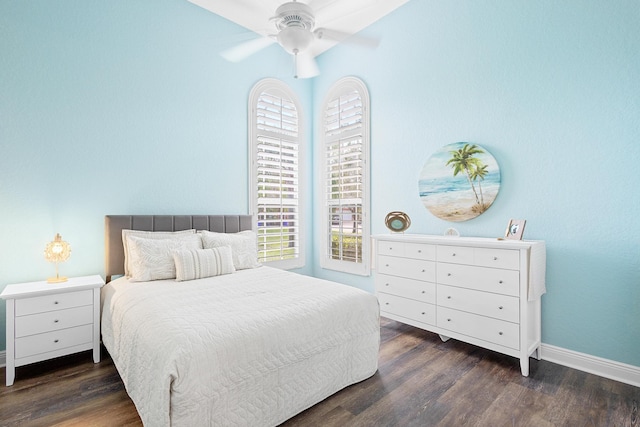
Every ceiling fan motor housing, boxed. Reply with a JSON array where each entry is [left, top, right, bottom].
[[274, 2, 315, 30]]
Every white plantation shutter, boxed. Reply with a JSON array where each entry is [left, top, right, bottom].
[[249, 79, 304, 269], [321, 77, 370, 275]]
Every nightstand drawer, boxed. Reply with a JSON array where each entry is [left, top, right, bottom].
[[15, 305, 93, 338], [15, 324, 93, 359], [15, 290, 93, 316]]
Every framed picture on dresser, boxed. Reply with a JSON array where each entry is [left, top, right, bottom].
[[505, 219, 526, 240]]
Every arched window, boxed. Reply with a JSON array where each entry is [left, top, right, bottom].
[[319, 77, 370, 275], [249, 78, 305, 269]]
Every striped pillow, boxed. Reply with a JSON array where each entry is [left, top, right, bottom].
[[173, 246, 235, 282]]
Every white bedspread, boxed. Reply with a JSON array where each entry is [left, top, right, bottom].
[[101, 266, 380, 427]]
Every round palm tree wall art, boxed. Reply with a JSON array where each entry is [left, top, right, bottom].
[[419, 142, 501, 222]]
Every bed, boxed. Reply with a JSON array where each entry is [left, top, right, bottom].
[[101, 215, 380, 427]]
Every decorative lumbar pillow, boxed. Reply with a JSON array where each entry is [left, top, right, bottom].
[[199, 230, 261, 270], [173, 247, 236, 282], [126, 234, 202, 282], [122, 229, 196, 277]]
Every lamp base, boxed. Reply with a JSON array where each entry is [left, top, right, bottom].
[[47, 276, 68, 284]]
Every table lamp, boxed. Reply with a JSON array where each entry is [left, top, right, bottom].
[[44, 233, 71, 283]]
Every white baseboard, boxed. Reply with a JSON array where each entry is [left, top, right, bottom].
[[0, 346, 637, 388], [541, 343, 640, 388]]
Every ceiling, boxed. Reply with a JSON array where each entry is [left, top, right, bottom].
[[187, 0, 409, 58]]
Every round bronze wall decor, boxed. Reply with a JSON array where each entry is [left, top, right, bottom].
[[385, 211, 411, 232]]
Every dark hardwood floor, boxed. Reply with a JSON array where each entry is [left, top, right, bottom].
[[1, 318, 638, 427]]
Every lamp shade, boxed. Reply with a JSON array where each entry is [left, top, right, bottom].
[[277, 26, 313, 55]]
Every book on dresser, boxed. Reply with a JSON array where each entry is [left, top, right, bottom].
[[374, 234, 546, 376]]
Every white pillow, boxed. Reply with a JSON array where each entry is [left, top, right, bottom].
[[199, 230, 261, 270], [126, 234, 202, 282], [122, 229, 196, 276], [173, 247, 235, 282]]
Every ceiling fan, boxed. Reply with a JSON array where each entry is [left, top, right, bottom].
[[218, 0, 379, 79]]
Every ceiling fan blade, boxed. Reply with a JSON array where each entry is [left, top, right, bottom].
[[220, 36, 276, 62], [314, 28, 379, 48], [295, 53, 320, 79]]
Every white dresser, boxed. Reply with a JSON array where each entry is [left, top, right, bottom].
[[1, 275, 105, 386], [374, 234, 545, 376]]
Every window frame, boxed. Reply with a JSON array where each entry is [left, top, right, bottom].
[[248, 78, 305, 270], [319, 76, 371, 276]]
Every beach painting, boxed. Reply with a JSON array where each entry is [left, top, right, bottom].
[[419, 142, 501, 222]]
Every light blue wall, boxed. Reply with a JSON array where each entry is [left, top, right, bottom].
[[312, 0, 640, 367], [1, 0, 639, 371], [0, 1, 312, 350]]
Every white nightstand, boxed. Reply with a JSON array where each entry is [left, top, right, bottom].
[[1, 275, 105, 386]]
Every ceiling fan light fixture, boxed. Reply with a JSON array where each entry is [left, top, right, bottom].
[[277, 26, 313, 55]]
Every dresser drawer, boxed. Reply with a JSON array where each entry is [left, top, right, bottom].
[[437, 307, 519, 350], [15, 324, 93, 359], [15, 290, 93, 316], [437, 246, 519, 270], [437, 245, 474, 265], [378, 241, 435, 260], [378, 255, 436, 282], [437, 284, 519, 323], [474, 248, 520, 270], [403, 243, 436, 260], [437, 263, 519, 297], [15, 305, 94, 338], [376, 274, 435, 304], [378, 241, 405, 257], [379, 293, 436, 325]]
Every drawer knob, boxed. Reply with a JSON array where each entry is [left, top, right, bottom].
[[54, 339, 59, 343], [54, 319, 59, 323], [421, 312, 426, 315], [54, 301, 59, 305], [385, 302, 390, 305], [447, 296, 452, 299], [494, 257, 498, 261], [498, 306, 503, 310], [499, 280, 504, 284], [421, 269, 425, 273], [447, 318, 451, 322], [452, 253, 456, 257], [385, 264, 389, 267], [447, 273, 452, 277], [498, 332, 504, 336], [418, 250, 422, 253], [421, 290, 426, 294], [385, 283, 390, 286], [389, 247, 393, 250]]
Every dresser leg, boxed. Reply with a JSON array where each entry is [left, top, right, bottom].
[[439, 334, 451, 342], [520, 357, 530, 376], [6, 365, 15, 386], [6, 299, 15, 386]]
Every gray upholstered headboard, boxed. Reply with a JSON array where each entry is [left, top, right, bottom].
[[105, 215, 253, 282]]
